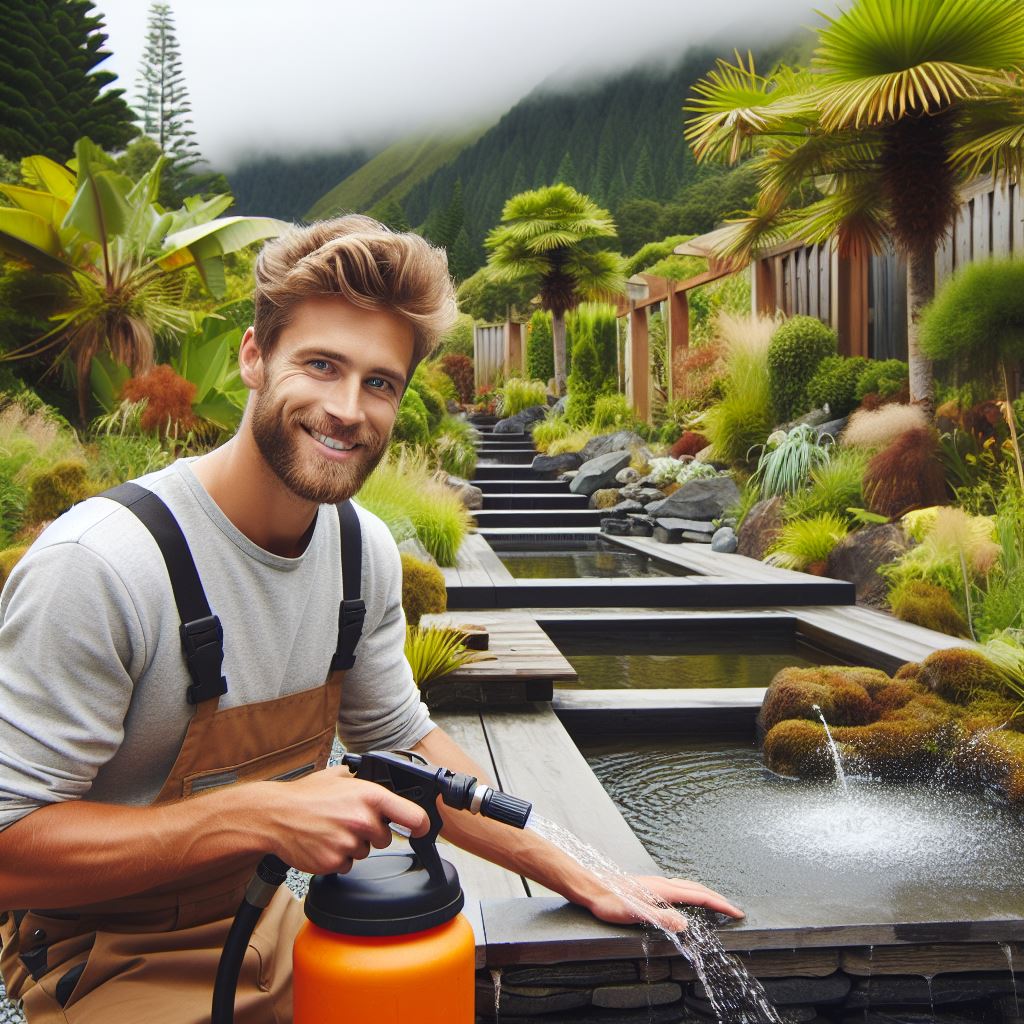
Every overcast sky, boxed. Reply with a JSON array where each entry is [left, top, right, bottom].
[[93, 0, 824, 170]]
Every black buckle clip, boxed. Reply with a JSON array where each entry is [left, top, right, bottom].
[[332, 599, 366, 671], [180, 615, 228, 704]]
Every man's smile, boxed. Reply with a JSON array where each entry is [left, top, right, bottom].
[[304, 426, 358, 452]]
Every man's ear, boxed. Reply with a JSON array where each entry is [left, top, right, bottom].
[[239, 327, 265, 390]]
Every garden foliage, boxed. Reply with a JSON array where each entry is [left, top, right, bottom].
[[805, 356, 869, 417], [400, 553, 447, 627], [525, 311, 554, 383], [766, 316, 837, 423], [863, 427, 947, 518]]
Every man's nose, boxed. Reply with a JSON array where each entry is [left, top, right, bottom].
[[322, 378, 366, 426]]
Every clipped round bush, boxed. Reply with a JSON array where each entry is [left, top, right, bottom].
[[526, 310, 554, 383], [400, 552, 447, 626], [918, 647, 1008, 702], [393, 388, 430, 445], [565, 336, 601, 425], [409, 367, 446, 432], [767, 316, 837, 422], [863, 427, 947, 518], [25, 459, 94, 522], [888, 579, 970, 638], [855, 359, 908, 402], [805, 355, 869, 417]]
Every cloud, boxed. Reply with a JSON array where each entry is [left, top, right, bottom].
[[93, 0, 824, 169]]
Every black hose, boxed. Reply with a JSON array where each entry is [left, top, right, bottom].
[[211, 854, 290, 1024]]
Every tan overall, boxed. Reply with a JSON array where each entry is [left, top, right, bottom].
[[0, 670, 344, 1023], [0, 488, 361, 1023]]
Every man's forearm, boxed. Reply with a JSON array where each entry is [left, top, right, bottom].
[[0, 786, 273, 909]]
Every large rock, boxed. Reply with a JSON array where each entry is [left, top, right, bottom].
[[444, 475, 482, 510], [600, 517, 632, 535], [711, 526, 738, 553], [826, 524, 910, 607], [737, 497, 784, 560], [494, 405, 548, 433], [580, 430, 649, 462], [615, 466, 641, 485], [570, 451, 633, 496], [645, 476, 740, 521], [606, 498, 644, 515], [531, 452, 581, 477]]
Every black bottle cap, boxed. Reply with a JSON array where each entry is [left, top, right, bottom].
[[304, 852, 464, 937]]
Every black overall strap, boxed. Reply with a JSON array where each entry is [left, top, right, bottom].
[[102, 482, 227, 705], [331, 500, 365, 671]]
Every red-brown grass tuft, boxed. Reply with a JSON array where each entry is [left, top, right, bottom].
[[669, 431, 710, 458], [863, 426, 948, 518], [122, 365, 197, 436]]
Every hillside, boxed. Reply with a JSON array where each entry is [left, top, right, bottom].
[[305, 128, 489, 221]]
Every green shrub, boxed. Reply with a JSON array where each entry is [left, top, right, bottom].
[[531, 415, 572, 452], [404, 626, 482, 686], [409, 367, 446, 432], [357, 448, 470, 566], [93, 434, 172, 485], [566, 335, 602, 425], [526, 310, 554, 383], [437, 312, 474, 358], [497, 378, 547, 418], [889, 579, 971, 637], [566, 303, 617, 390], [751, 424, 829, 498], [433, 416, 477, 479], [400, 552, 447, 626], [393, 389, 430, 445], [855, 359, 909, 401], [806, 356, 869, 417], [25, 460, 94, 522], [591, 394, 637, 432], [767, 513, 849, 571], [767, 316, 837, 422]]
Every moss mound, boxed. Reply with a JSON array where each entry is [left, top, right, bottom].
[[760, 650, 1024, 805], [888, 579, 971, 638], [400, 553, 447, 627], [25, 460, 94, 523], [0, 545, 29, 588]]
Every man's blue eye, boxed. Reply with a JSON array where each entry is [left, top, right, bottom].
[[309, 359, 331, 371], [367, 377, 392, 391]]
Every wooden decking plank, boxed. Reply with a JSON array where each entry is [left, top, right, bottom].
[[430, 710, 529, 902], [479, 703, 659, 897]]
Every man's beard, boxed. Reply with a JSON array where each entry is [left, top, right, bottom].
[[249, 388, 388, 504]]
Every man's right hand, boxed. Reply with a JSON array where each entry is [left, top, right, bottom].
[[254, 767, 430, 875]]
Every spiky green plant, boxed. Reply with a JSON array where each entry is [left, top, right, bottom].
[[767, 513, 849, 571], [404, 626, 484, 686], [357, 447, 471, 566], [685, 0, 1024, 407], [752, 424, 829, 498], [485, 184, 626, 394], [496, 378, 548, 417], [531, 414, 574, 452], [432, 416, 477, 479], [783, 446, 869, 521]]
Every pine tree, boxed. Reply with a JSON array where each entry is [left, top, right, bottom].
[[0, 0, 137, 162], [368, 196, 410, 232], [554, 151, 578, 189], [135, 3, 201, 180], [628, 144, 656, 200]]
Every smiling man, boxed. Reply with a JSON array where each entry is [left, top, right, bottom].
[[0, 216, 740, 1023]]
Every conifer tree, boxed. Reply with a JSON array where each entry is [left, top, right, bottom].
[[555, 151, 578, 189], [0, 0, 136, 161], [629, 144, 656, 200], [135, 2, 201, 180]]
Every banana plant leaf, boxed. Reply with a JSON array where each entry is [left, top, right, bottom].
[[0, 184, 70, 224], [159, 216, 287, 270], [172, 323, 241, 403], [19, 154, 76, 201], [193, 392, 245, 432], [63, 150, 133, 248], [0, 208, 68, 273], [90, 352, 132, 413]]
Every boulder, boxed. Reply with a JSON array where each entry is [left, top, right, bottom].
[[606, 499, 644, 515], [826, 524, 910, 607], [444, 475, 483, 510], [711, 526, 738, 553], [646, 476, 740, 521], [589, 488, 623, 510], [532, 452, 581, 477], [815, 416, 848, 443], [615, 466, 641, 485], [550, 395, 568, 417], [494, 404, 548, 434], [580, 430, 648, 462], [638, 487, 666, 504], [600, 517, 632, 535], [570, 451, 633, 496], [737, 497, 784, 560], [628, 515, 655, 536]]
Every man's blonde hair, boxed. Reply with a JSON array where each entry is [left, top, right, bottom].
[[253, 215, 457, 374]]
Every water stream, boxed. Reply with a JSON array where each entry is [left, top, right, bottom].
[[812, 703, 849, 794], [490, 967, 502, 1022], [527, 813, 782, 1023], [1002, 943, 1020, 1018]]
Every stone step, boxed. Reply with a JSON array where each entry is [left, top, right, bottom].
[[472, 509, 607, 528], [472, 465, 542, 481], [472, 432, 529, 445], [481, 493, 591, 511], [473, 479, 571, 494], [475, 450, 537, 465]]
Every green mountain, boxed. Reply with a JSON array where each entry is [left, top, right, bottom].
[[305, 128, 489, 221]]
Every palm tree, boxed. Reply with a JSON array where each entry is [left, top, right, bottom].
[[485, 184, 625, 395], [684, 0, 1024, 409], [0, 137, 287, 421]]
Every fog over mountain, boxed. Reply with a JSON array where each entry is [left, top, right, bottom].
[[93, 0, 827, 169]]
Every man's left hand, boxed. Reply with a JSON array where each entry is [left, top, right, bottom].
[[583, 875, 744, 932]]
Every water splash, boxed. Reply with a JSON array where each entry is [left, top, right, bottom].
[[812, 703, 849, 794], [489, 967, 502, 1022], [527, 813, 781, 1023], [862, 945, 873, 1024], [922, 972, 936, 1017], [1001, 943, 1020, 1018]]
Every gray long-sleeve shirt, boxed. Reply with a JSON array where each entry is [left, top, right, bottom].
[[0, 459, 434, 831]]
